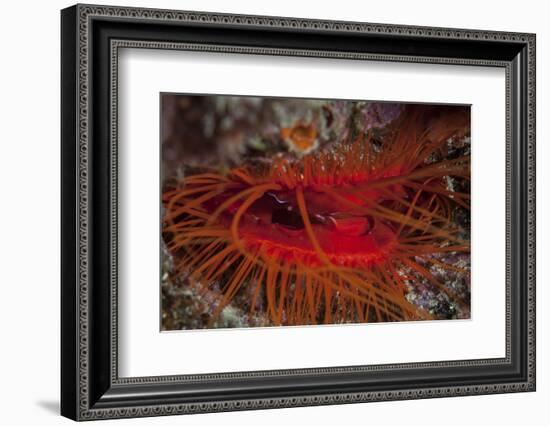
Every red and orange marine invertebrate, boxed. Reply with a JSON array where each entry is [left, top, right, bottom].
[[280, 120, 319, 154], [163, 106, 471, 327]]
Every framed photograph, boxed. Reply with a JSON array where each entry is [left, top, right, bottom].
[[61, 4, 536, 421]]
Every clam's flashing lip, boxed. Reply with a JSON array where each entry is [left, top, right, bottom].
[[162, 105, 471, 328], [211, 183, 399, 268]]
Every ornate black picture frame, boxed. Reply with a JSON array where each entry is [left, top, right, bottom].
[[61, 4, 536, 421]]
